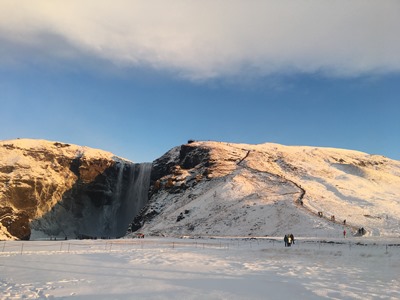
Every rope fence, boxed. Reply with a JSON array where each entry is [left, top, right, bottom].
[[0, 237, 398, 256]]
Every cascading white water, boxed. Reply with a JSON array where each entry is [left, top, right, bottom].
[[89, 162, 152, 238], [115, 162, 152, 236]]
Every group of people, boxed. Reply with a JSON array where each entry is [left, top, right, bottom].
[[283, 234, 295, 247], [357, 227, 366, 236]]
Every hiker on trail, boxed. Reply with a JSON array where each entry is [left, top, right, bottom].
[[284, 235, 288, 247], [343, 229, 346, 238], [290, 234, 295, 245]]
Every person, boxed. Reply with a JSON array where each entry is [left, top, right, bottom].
[[343, 229, 346, 238], [287, 235, 292, 247], [284, 235, 288, 247], [290, 233, 295, 245]]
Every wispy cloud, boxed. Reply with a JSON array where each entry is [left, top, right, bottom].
[[1, 0, 399, 80]]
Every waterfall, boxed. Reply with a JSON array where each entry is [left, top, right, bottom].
[[30, 160, 152, 239], [79, 162, 152, 238], [115, 163, 152, 236]]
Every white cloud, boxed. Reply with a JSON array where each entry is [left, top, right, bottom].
[[0, 0, 399, 80]]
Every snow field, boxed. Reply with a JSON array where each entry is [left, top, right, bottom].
[[0, 237, 399, 299]]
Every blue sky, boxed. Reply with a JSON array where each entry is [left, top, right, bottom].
[[0, 1, 399, 162]]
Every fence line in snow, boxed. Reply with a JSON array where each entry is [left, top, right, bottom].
[[0, 237, 398, 256]]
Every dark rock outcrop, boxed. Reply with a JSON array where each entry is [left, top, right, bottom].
[[0, 207, 30, 240], [149, 143, 212, 196]]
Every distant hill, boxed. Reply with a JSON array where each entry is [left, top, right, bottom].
[[130, 141, 400, 238]]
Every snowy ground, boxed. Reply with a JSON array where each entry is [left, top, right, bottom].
[[1, 237, 399, 299]]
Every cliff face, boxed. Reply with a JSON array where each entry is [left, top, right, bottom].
[[130, 141, 400, 238], [0, 139, 151, 240]]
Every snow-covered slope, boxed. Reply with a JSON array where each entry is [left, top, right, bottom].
[[133, 141, 400, 238]]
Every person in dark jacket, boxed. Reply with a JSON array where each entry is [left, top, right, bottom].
[[284, 234, 288, 247]]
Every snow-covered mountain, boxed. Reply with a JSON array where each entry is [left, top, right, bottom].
[[131, 141, 400, 238], [1, 139, 399, 241], [0, 139, 151, 240]]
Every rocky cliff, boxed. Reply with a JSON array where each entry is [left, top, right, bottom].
[[0, 139, 151, 240], [129, 141, 400, 237]]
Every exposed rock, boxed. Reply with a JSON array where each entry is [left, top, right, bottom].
[[0, 206, 30, 240], [179, 143, 210, 170], [149, 142, 243, 197]]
